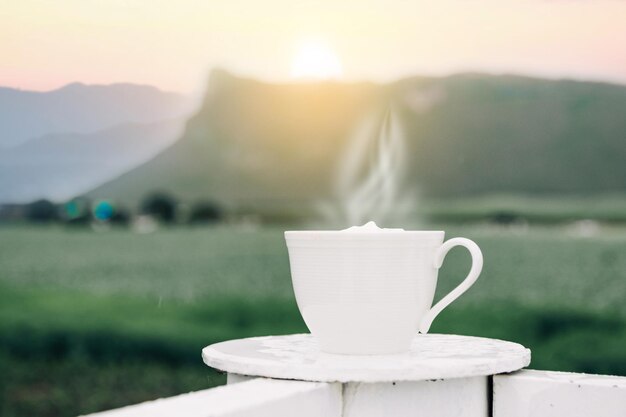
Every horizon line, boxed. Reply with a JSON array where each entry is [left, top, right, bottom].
[[3, 68, 626, 95]]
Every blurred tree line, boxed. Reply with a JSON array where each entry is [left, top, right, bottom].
[[0, 191, 224, 227]]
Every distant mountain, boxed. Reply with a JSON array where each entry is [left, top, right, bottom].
[[89, 70, 626, 216], [0, 120, 184, 203], [89, 70, 384, 213], [0, 83, 190, 148]]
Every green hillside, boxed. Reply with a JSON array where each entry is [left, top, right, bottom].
[[89, 70, 626, 216]]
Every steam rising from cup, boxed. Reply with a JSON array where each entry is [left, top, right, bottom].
[[320, 107, 414, 227]]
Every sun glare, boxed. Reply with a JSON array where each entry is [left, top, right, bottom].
[[290, 40, 343, 80]]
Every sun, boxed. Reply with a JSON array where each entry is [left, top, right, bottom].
[[290, 39, 343, 80]]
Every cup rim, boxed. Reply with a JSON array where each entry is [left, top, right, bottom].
[[285, 230, 445, 240]]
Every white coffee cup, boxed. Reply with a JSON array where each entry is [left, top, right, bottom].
[[285, 228, 483, 355]]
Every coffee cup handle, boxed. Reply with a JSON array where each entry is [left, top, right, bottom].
[[418, 238, 483, 334]]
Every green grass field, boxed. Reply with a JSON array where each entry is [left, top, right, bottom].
[[1, 224, 626, 416]]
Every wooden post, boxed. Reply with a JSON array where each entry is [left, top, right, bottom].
[[227, 373, 488, 416]]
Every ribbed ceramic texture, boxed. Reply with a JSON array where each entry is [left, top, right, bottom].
[[286, 232, 445, 354]]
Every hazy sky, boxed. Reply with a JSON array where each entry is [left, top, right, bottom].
[[1, 0, 625, 93]]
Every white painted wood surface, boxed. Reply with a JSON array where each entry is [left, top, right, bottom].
[[342, 376, 488, 417], [224, 373, 488, 417], [86, 369, 626, 417], [87, 336, 626, 417], [203, 334, 530, 382], [82, 378, 341, 417], [494, 369, 626, 417]]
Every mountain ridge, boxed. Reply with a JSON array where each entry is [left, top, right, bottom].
[[80, 70, 626, 215], [0, 119, 185, 203], [0, 83, 190, 147]]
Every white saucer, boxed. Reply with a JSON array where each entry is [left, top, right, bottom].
[[202, 333, 530, 383]]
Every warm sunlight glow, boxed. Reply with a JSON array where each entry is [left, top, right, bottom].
[[3, 1, 626, 91], [290, 40, 343, 80]]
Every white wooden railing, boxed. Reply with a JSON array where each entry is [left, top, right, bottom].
[[85, 369, 626, 417]]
